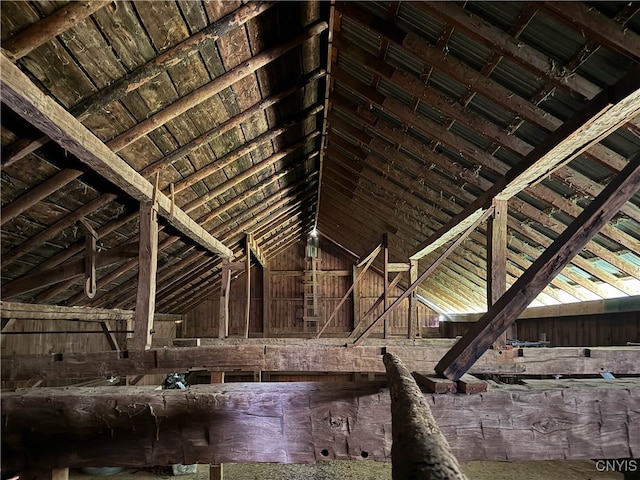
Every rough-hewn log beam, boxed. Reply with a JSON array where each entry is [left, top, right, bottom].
[[3, 340, 639, 380], [1, 1, 110, 61], [384, 353, 467, 480], [0, 54, 233, 260], [435, 153, 640, 380], [2, 379, 638, 467]]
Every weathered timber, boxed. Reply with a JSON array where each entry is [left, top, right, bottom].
[[132, 202, 158, 351], [316, 243, 382, 337], [72, 2, 275, 121], [352, 208, 494, 346], [0, 54, 233, 259], [488, 199, 510, 347], [410, 65, 640, 259], [412, 372, 456, 394], [384, 353, 467, 480], [436, 154, 640, 380], [456, 374, 488, 394], [0, 168, 84, 226], [3, 379, 637, 468], [106, 22, 327, 152], [2, 1, 110, 61], [0, 302, 181, 322], [1, 243, 139, 299], [3, 343, 639, 381]]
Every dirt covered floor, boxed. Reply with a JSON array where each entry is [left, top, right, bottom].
[[70, 460, 624, 480]]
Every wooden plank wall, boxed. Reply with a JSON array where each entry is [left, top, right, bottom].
[[1, 319, 127, 355], [185, 240, 438, 337], [440, 310, 640, 346]]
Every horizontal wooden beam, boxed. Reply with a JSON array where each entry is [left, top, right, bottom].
[[0, 302, 182, 323], [3, 341, 639, 381], [0, 54, 234, 259], [2, 379, 638, 467]]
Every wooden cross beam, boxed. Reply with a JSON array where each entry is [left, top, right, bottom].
[[410, 66, 640, 260], [351, 208, 494, 347], [436, 153, 640, 380], [0, 54, 234, 260]]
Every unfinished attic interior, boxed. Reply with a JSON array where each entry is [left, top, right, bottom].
[[1, 0, 640, 476]]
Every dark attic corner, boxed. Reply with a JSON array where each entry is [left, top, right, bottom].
[[1, 1, 639, 479]]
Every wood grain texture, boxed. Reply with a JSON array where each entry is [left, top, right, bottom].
[[2, 379, 639, 467]]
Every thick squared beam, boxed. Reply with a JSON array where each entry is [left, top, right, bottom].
[[0, 55, 233, 259], [436, 154, 640, 380], [2, 380, 639, 467], [132, 202, 158, 351], [2, 341, 639, 380]]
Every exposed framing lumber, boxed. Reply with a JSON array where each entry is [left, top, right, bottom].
[[219, 261, 231, 339], [1, 1, 110, 61], [244, 236, 251, 339], [132, 202, 158, 351], [0, 168, 84, 226], [316, 243, 382, 338], [0, 302, 182, 323], [350, 272, 403, 339], [409, 65, 640, 259], [435, 153, 640, 380], [3, 379, 639, 467], [3, 340, 639, 380], [383, 353, 467, 480], [247, 233, 267, 268], [408, 259, 418, 338], [1, 242, 139, 299], [351, 208, 494, 347], [487, 199, 510, 347], [100, 321, 120, 352], [106, 22, 328, 153], [0, 54, 234, 259]]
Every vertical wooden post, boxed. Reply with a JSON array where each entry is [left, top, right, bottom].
[[210, 371, 225, 480], [352, 264, 361, 333], [263, 265, 270, 338], [383, 353, 467, 480], [133, 202, 158, 350], [487, 199, 511, 347], [244, 236, 251, 339], [219, 261, 231, 339], [383, 233, 389, 339], [408, 259, 418, 338]]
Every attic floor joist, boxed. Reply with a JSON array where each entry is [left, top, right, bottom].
[[3, 379, 639, 467]]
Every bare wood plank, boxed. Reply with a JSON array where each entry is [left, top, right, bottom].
[[435, 153, 640, 380], [3, 380, 639, 467], [383, 234, 389, 339], [263, 266, 270, 338], [384, 353, 467, 480], [387, 262, 410, 272], [351, 272, 403, 339], [352, 208, 494, 347], [0, 54, 233, 259], [316, 243, 382, 337], [132, 202, 158, 351], [20, 468, 69, 480], [2, 1, 110, 61], [106, 22, 327, 152]]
